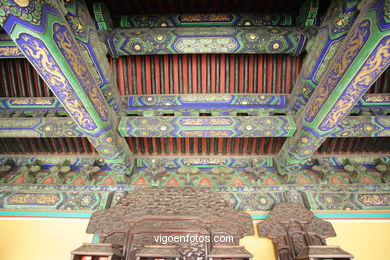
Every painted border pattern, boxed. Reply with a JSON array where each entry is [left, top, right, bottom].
[[0, 117, 83, 137], [120, 13, 292, 27], [108, 26, 309, 56], [0, 184, 389, 212], [0, 94, 385, 110], [119, 116, 296, 137], [330, 116, 390, 137], [0, 34, 23, 58], [292, 0, 360, 110]]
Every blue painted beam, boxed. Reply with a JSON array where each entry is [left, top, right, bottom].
[[118, 116, 296, 137]]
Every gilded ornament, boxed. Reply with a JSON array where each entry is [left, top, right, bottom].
[[363, 95, 390, 103], [0, 46, 23, 56], [9, 98, 53, 105], [181, 118, 232, 126], [319, 36, 390, 131], [306, 19, 371, 123], [53, 23, 108, 123], [76, 20, 84, 30], [336, 19, 344, 26], [301, 137, 309, 143], [8, 193, 59, 205], [181, 130, 231, 137], [184, 158, 227, 165], [16, 33, 97, 130], [14, 0, 30, 8], [180, 14, 231, 23], [358, 194, 389, 206], [326, 197, 333, 203]]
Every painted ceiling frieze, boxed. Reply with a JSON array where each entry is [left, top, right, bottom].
[[0, 34, 23, 58], [0, 117, 83, 137], [119, 116, 296, 137], [0, 185, 389, 212], [108, 26, 310, 56], [120, 13, 293, 28]]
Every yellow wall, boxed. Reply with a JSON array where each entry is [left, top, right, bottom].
[[327, 221, 390, 260], [0, 217, 92, 260], [243, 220, 390, 260], [0, 218, 389, 260]]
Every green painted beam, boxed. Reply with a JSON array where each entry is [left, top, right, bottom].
[[119, 13, 293, 28], [0, 184, 389, 212], [1, 115, 388, 138], [357, 93, 390, 106], [1, 93, 388, 110], [63, 0, 121, 112], [93, 2, 113, 30], [1, 154, 388, 169], [297, 0, 319, 26], [0, 97, 62, 109], [330, 116, 390, 137], [0, 0, 133, 174], [0, 117, 83, 137], [276, 0, 390, 174], [126, 93, 287, 106], [291, 0, 360, 111], [108, 26, 312, 56], [118, 116, 296, 137]]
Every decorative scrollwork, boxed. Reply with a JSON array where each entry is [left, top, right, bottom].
[[319, 36, 390, 131], [305, 19, 371, 123], [53, 23, 108, 123], [16, 33, 97, 130]]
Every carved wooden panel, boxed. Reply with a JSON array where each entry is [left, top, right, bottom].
[[87, 188, 254, 259], [257, 203, 336, 260]]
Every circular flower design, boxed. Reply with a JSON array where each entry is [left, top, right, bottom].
[[79, 194, 94, 207], [155, 34, 166, 42], [98, 145, 115, 157], [269, 41, 283, 52], [255, 194, 275, 210]]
